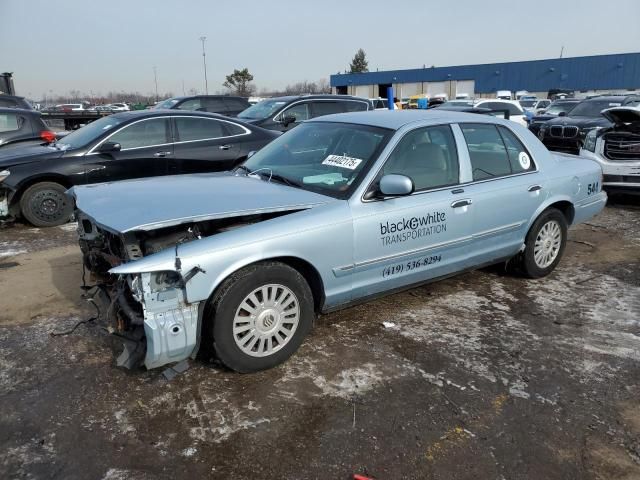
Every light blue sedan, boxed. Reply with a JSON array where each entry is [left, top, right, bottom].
[[72, 110, 607, 372]]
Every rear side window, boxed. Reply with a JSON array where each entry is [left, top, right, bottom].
[[310, 101, 344, 117], [176, 99, 202, 111], [175, 117, 225, 141], [202, 98, 227, 112], [223, 121, 247, 136], [498, 126, 535, 173], [223, 98, 249, 111], [343, 101, 369, 112], [0, 114, 21, 132], [460, 124, 512, 180]]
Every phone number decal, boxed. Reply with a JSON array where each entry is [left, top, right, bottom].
[[382, 254, 442, 278]]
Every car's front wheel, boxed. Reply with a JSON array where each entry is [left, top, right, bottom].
[[208, 262, 315, 372], [19, 181, 73, 227], [520, 208, 568, 278]]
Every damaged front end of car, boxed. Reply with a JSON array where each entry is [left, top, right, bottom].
[[76, 208, 302, 369]]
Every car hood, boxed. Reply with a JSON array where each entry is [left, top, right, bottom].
[[71, 172, 335, 234], [601, 106, 640, 125], [0, 144, 65, 168], [544, 116, 611, 128]]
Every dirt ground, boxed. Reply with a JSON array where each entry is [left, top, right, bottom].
[[1, 198, 639, 480]]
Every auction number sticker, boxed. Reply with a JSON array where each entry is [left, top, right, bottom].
[[322, 154, 363, 170], [518, 151, 531, 169]]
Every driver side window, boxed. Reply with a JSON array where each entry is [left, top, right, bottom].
[[282, 103, 310, 122], [383, 125, 459, 191], [109, 119, 168, 150]]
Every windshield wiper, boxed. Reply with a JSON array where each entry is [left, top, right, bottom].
[[234, 164, 251, 175], [268, 173, 302, 188]]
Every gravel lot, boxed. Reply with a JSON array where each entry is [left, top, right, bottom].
[[1, 198, 639, 480]]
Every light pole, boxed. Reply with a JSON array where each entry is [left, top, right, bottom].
[[199, 36, 208, 95], [153, 66, 159, 102]]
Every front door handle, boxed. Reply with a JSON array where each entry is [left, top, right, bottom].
[[153, 151, 171, 158], [528, 184, 542, 192], [219, 145, 231, 150], [451, 198, 472, 208]]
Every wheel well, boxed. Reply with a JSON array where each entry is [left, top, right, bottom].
[[10, 175, 73, 208], [265, 256, 325, 313], [547, 200, 575, 225]]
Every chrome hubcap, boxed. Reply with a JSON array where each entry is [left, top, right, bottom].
[[233, 284, 300, 357], [534, 220, 562, 268]]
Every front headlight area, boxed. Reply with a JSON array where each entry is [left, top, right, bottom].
[[0, 170, 10, 183], [124, 271, 201, 370], [582, 128, 602, 153]]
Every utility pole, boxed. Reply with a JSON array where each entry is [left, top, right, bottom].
[[559, 46, 564, 58], [153, 66, 158, 102], [199, 36, 208, 95]]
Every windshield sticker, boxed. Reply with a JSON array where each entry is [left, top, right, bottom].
[[518, 152, 531, 169], [322, 154, 363, 170], [303, 173, 346, 185], [102, 125, 113, 130], [608, 103, 622, 107]]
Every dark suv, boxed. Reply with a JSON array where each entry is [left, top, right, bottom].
[[154, 95, 250, 116], [236, 94, 371, 132], [537, 94, 640, 154], [0, 95, 32, 110], [0, 108, 56, 149]]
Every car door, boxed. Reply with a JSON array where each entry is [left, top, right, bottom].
[[275, 102, 310, 132], [349, 124, 474, 299], [171, 115, 243, 173], [457, 123, 546, 263], [86, 117, 172, 183]]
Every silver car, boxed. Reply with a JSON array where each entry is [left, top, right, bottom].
[[72, 110, 607, 372]]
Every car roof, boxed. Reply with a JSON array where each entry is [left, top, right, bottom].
[[584, 95, 638, 101], [108, 110, 238, 121], [166, 95, 248, 100], [264, 94, 368, 102], [311, 109, 504, 130], [0, 107, 38, 115]]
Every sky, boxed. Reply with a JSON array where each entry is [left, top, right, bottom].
[[2, 0, 639, 100]]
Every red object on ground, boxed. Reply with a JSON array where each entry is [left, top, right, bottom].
[[353, 475, 375, 480]]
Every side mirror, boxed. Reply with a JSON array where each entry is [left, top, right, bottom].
[[97, 141, 121, 153], [281, 114, 297, 127], [379, 174, 414, 197], [558, 111, 567, 117], [247, 150, 256, 159]]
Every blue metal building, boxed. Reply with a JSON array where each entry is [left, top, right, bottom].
[[330, 52, 640, 98]]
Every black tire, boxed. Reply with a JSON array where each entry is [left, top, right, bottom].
[[207, 261, 315, 373], [520, 208, 568, 278], [19, 181, 73, 227]]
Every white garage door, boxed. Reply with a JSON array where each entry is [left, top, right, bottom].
[[397, 83, 420, 97], [455, 80, 475, 98], [354, 85, 370, 98], [426, 82, 447, 97]]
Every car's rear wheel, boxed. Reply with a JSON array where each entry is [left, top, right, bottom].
[[207, 262, 314, 372], [19, 181, 73, 227], [520, 208, 567, 278]]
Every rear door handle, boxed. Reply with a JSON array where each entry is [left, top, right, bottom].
[[153, 151, 171, 158], [451, 198, 472, 208], [219, 145, 231, 150], [528, 184, 542, 192]]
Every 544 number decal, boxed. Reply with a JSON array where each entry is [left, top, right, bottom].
[[587, 181, 599, 195]]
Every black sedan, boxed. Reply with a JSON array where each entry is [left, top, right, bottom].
[[537, 95, 640, 154], [0, 110, 279, 226]]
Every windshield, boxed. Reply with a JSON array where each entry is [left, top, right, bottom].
[[519, 100, 537, 108], [237, 99, 288, 119], [545, 102, 578, 115], [57, 116, 125, 149], [240, 122, 391, 197], [154, 98, 180, 109], [570, 99, 623, 117]]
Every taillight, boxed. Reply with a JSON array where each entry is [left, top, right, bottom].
[[40, 131, 56, 143]]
